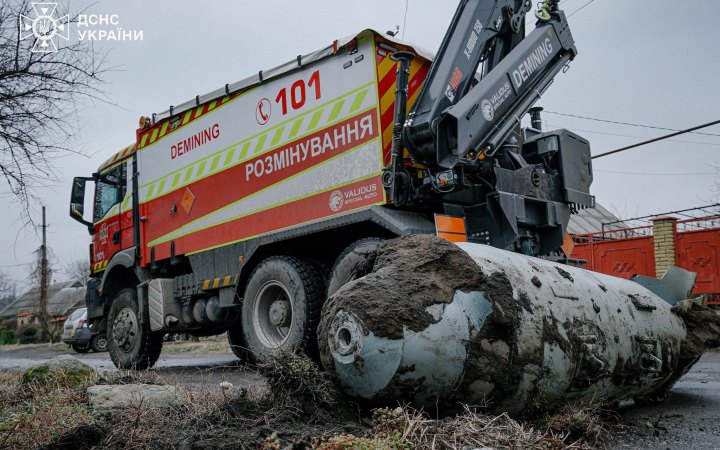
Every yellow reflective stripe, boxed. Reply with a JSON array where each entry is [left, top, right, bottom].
[[183, 167, 194, 183], [238, 142, 251, 160], [210, 155, 221, 172], [308, 110, 324, 130], [349, 89, 368, 113], [271, 127, 285, 146], [139, 84, 376, 202], [254, 135, 267, 153], [223, 148, 236, 166], [288, 118, 304, 138], [196, 161, 207, 177], [327, 100, 345, 122]]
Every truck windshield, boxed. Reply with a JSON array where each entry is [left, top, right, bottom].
[[94, 166, 123, 222]]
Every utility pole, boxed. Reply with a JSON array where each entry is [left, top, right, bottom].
[[38, 206, 51, 343]]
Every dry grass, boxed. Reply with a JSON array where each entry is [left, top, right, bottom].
[[161, 335, 232, 353], [86, 353, 353, 449], [0, 370, 97, 449], [0, 354, 615, 449], [256, 351, 338, 412], [317, 404, 607, 450], [0, 342, 67, 353], [544, 403, 610, 447], [96, 369, 167, 386]]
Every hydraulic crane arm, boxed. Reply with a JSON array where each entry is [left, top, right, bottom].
[[403, 0, 577, 168]]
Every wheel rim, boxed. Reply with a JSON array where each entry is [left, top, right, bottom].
[[113, 306, 138, 352], [95, 336, 108, 351], [253, 280, 294, 348]]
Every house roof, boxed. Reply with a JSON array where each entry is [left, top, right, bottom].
[[567, 203, 627, 235], [48, 286, 86, 317], [0, 280, 84, 318]]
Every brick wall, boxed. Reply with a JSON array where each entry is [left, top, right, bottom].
[[652, 216, 677, 278]]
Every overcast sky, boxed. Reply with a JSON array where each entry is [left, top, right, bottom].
[[1, 0, 718, 284]]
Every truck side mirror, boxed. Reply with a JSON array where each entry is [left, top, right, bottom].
[[70, 177, 94, 233]]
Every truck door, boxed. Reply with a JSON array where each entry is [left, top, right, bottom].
[[118, 161, 134, 249], [91, 163, 126, 274]]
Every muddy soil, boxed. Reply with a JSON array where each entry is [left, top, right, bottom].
[[320, 235, 488, 342]]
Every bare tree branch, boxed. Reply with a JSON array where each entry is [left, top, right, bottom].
[[63, 257, 89, 283], [0, 0, 109, 223]]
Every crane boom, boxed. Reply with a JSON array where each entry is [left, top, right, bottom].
[[384, 0, 592, 256], [403, 0, 576, 168]]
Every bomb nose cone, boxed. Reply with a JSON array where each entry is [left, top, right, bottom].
[[324, 310, 404, 399], [326, 310, 364, 362]]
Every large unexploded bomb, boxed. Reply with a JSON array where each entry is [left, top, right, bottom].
[[318, 235, 719, 415]]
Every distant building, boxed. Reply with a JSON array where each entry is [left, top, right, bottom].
[[0, 280, 86, 327], [567, 203, 626, 235]]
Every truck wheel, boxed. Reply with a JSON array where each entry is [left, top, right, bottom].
[[107, 288, 163, 370], [241, 256, 324, 361], [227, 328, 247, 361], [327, 237, 385, 297], [90, 334, 108, 352], [71, 343, 90, 353]]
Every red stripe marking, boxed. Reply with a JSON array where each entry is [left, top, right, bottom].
[[378, 66, 396, 99], [147, 177, 384, 263]]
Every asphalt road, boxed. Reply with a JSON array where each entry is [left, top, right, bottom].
[[0, 342, 265, 388], [1, 344, 718, 449], [609, 350, 720, 450]]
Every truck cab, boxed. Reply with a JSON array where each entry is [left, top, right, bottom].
[[70, 145, 136, 275]]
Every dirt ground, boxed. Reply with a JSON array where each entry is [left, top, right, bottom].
[[1, 341, 718, 449]]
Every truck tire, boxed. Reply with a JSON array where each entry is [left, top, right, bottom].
[[227, 328, 247, 361], [71, 343, 90, 353], [327, 237, 385, 297], [90, 334, 108, 352], [107, 288, 164, 370], [241, 256, 324, 361]]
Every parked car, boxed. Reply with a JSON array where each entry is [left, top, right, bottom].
[[62, 308, 107, 353]]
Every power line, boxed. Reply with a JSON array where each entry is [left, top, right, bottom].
[[592, 119, 720, 159], [545, 111, 720, 137], [567, 0, 597, 17], [594, 170, 715, 176], [0, 262, 30, 269], [546, 123, 720, 147], [603, 203, 720, 228]]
